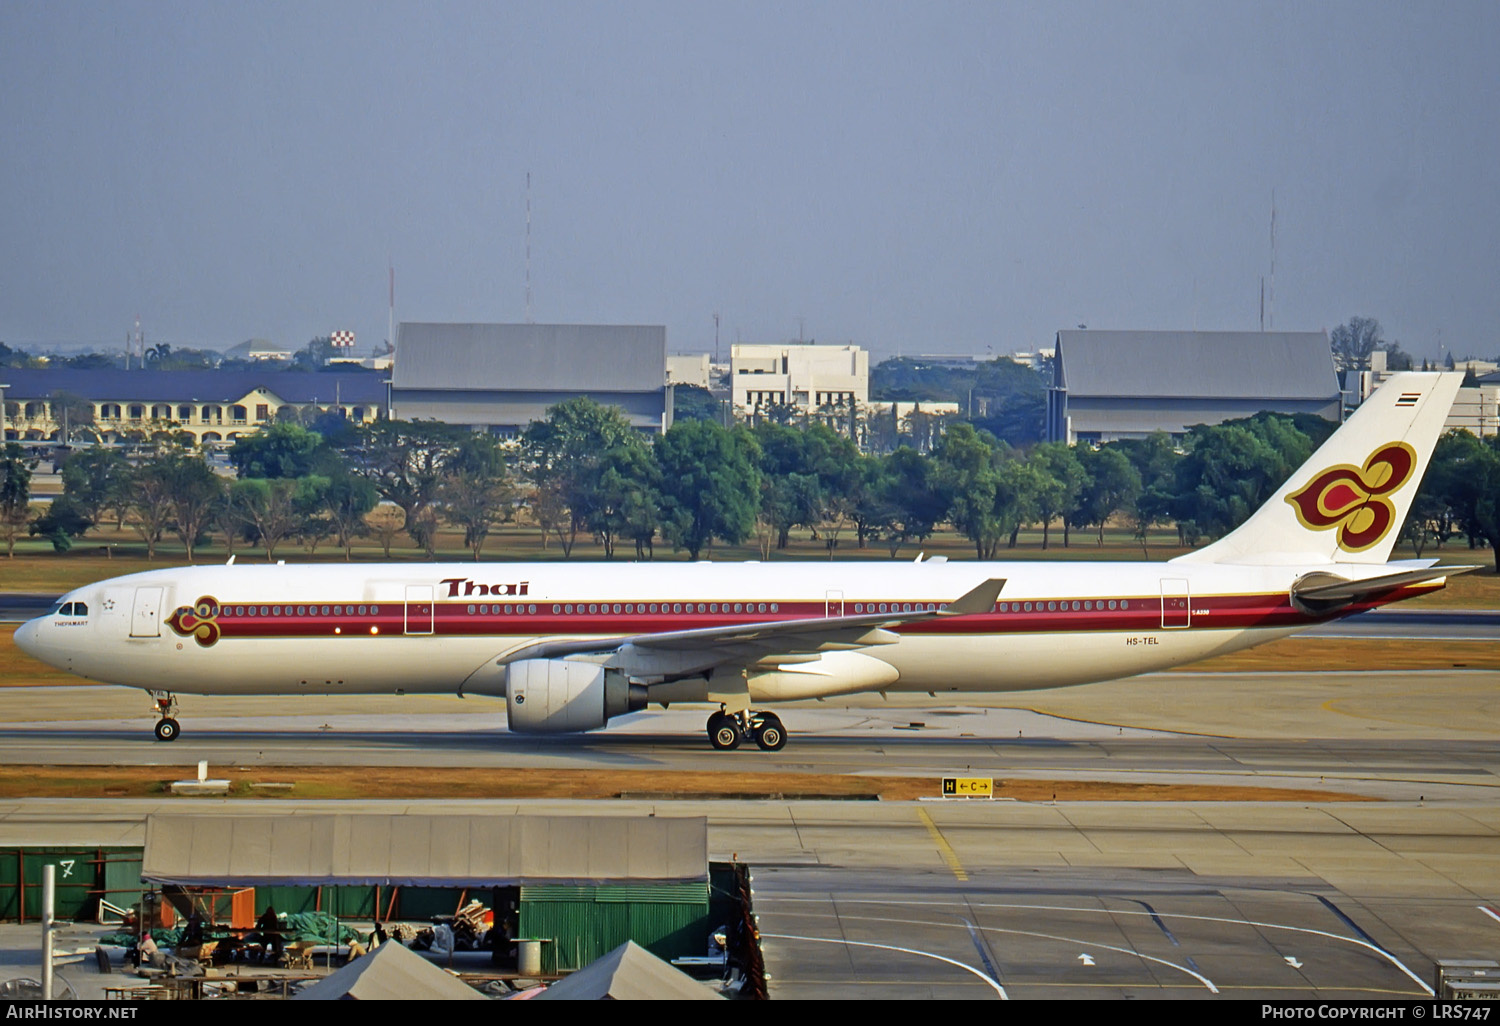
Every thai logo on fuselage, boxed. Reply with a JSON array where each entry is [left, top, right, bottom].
[[1284, 442, 1418, 552], [166, 597, 221, 647]]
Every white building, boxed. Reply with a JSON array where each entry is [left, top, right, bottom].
[[221, 338, 294, 362], [1447, 382, 1499, 438], [730, 343, 868, 421], [1008, 349, 1054, 372], [1354, 351, 1498, 437], [666, 354, 712, 389]]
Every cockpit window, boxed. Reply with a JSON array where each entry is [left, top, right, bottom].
[[54, 602, 88, 617], [71, 602, 88, 616], [49, 602, 65, 617]]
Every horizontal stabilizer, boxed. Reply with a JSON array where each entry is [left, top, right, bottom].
[[1291, 564, 1479, 608]]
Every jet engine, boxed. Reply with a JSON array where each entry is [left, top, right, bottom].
[[505, 658, 647, 733]]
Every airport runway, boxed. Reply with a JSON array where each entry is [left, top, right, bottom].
[[2, 703, 1500, 802]]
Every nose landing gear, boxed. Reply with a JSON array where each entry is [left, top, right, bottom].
[[150, 691, 180, 742], [706, 709, 787, 752]]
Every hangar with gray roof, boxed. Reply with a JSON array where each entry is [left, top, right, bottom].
[[1045, 330, 1342, 444], [391, 322, 671, 436]]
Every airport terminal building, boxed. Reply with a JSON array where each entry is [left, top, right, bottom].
[[390, 322, 671, 437], [1045, 330, 1342, 444], [0, 368, 385, 445]]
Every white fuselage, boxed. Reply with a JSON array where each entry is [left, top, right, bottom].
[[14, 559, 1433, 705]]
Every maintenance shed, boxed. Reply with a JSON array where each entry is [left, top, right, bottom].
[[140, 813, 720, 974]]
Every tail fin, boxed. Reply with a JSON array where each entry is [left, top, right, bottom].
[[1172, 371, 1464, 566]]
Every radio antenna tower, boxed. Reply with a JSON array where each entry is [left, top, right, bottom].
[[525, 171, 533, 323], [126, 314, 144, 369], [1268, 188, 1277, 330]]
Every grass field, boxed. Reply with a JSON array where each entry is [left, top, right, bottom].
[[0, 764, 1368, 803]]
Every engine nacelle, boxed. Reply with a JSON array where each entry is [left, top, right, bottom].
[[505, 658, 647, 734], [747, 650, 899, 701]]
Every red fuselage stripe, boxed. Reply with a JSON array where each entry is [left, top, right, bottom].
[[181, 585, 1435, 641]]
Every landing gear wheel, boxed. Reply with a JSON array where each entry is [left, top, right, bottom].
[[708, 713, 743, 751], [154, 717, 180, 742], [753, 713, 786, 752], [706, 711, 733, 745]]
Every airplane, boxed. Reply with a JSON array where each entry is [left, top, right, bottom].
[[12, 371, 1475, 752]]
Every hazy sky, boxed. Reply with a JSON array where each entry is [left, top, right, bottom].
[[3, 1, 1497, 363]]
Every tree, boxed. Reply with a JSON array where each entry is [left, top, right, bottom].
[[229, 422, 327, 479], [584, 444, 660, 560], [29, 494, 92, 552], [1027, 442, 1086, 549], [341, 419, 468, 551], [1400, 481, 1448, 558], [1114, 432, 1182, 553], [753, 423, 821, 549], [796, 423, 863, 555], [752, 422, 862, 552], [1475, 436, 1500, 573], [872, 356, 1048, 446], [125, 459, 178, 560], [1330, 316, 1385, 372], [655, 420, 761, 560], [1423, 430, 1490, 553], [878, 447, 950, 557], [292, 336, 336, 371], [228, 478, 301, 561], [671, 385, 725, 424], [1173, 418, 1311, 543], [1423, 432, 1500, 572], [48, 391, 96, 444], [523, 398, 645, 557], [439, 435, 516, 561], [932, 423, 1007, 560], [160, 451, 222, 561], [0, 443, 36, 558], [1069, 444, 1142, 546], [850, 455, 896, 551], [211, 483, 246, 559], [364, 504, 406, 559], [59, 447, 130, 532], [292, 475, 335, 554], [527, 480, 570, 553], [319, 471, 379, 560]]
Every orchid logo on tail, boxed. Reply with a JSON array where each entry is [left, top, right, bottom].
[[1284, 442, 1418, 552]]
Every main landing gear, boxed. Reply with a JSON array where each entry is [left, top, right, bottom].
[[150, 691, 181, 742], [706, 709, 787, 752]]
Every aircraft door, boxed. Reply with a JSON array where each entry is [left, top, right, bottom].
[[1160, 578, 1190, 629], [825, 590, 844, 618], [404, 585, 434, 635], [130, 587, 164, 638]]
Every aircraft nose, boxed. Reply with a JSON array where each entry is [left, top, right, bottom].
[[12, 617, 43, 660]]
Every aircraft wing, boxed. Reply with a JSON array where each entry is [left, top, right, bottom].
[[498, 578, 1005, 674]]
